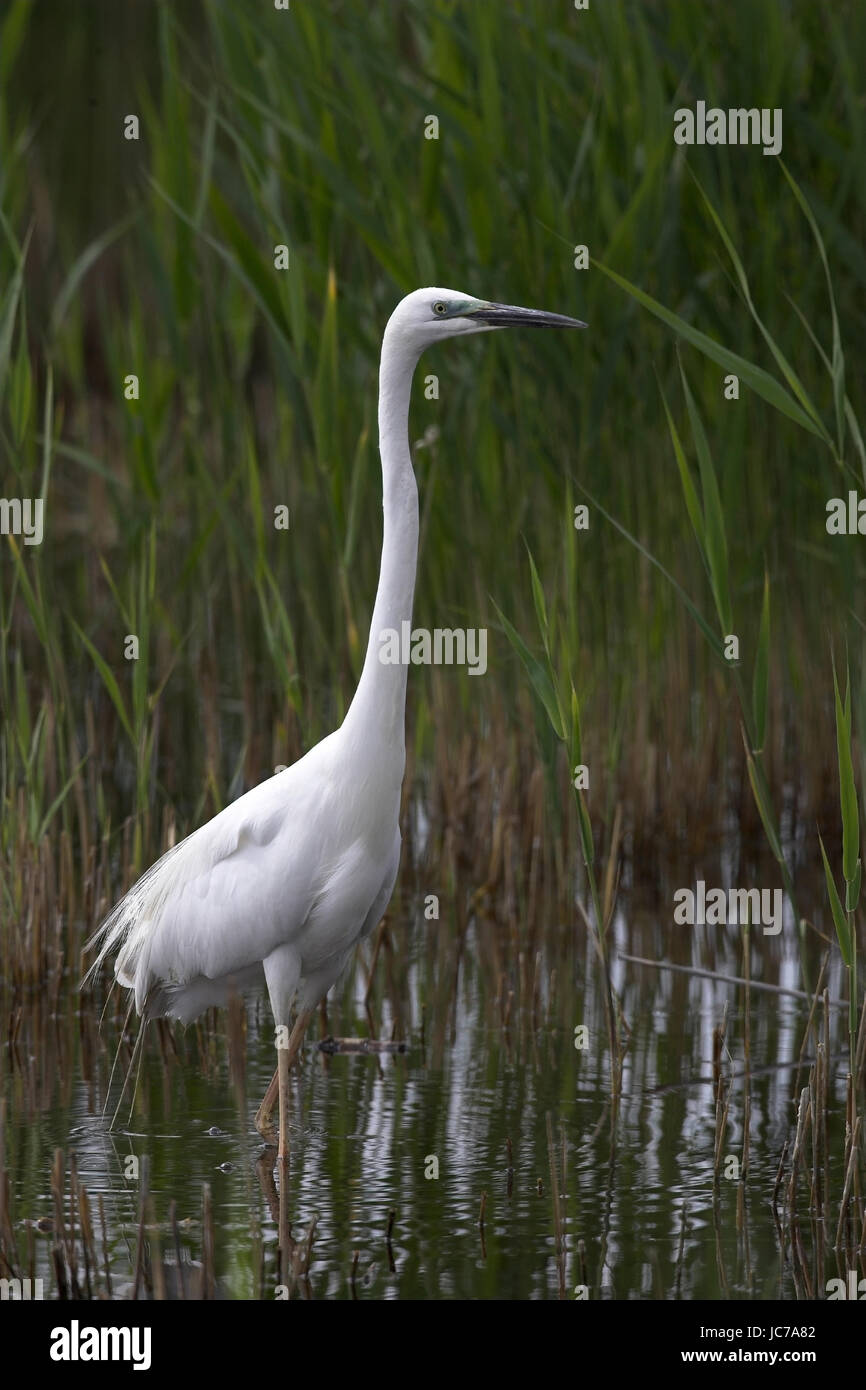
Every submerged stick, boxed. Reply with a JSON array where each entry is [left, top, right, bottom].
[[317, 1036, 407, 1054], [618, 953, 847, 1007]]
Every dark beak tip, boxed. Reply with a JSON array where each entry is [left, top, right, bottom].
[[474, 303, 587, 330]]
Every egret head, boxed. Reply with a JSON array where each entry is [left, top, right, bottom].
[[385, 286, 586, 357]]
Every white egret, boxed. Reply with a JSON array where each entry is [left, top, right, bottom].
[[85, 287, 585, 1160]]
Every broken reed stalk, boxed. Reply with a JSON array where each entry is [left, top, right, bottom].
[[712, 1005, 730, 1180], [25, 1219, 35, 1288], [50, 1146, 73, 1298], [278, 1158, 291, 1291], [531, 950, 541, 1029], [577, 1236, 587, 1290], [792, 951, 830, 1102], [77, 1180, 96, 1301], [131, 1154, 150, 1301], [98, 1193, 112, 1298], [786, 1088, 811, 1220], [303, 1215, 317, 1276], [560, 1120, 569, 1250], [67, 1153, 81, 1298], [288, 1214, 317, 1292], [0, 1098, 21, 1275], [815, 1045, 826, 1222], [823, 991, 831, 1217], [713, 1079, 731, 1179], [809, 1064, 819, 1222], [546, 1112, 566, 1297], [741, 922, 751, 1187], [170, 1199, 186, 1300], [150, 1195, 166, 1301], [674, 1204, 689, 1297], [478, 1192, 487, 1260], [790, 1215, 814, 1299], [835, 1115, 862, 1251], [201, 1181, 215, 1300]]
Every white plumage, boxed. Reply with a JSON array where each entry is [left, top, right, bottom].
[[85, 286, 585, 1157], [88, 731, 399, 1025]]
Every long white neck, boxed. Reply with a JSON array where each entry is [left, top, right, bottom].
[[342, 329, 419, 760]]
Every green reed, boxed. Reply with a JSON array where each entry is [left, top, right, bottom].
[[2, 0, 866, 932]]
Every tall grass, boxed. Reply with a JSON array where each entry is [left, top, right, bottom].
[[819, 662, 861, 1104], [2, 0, 865, 980]]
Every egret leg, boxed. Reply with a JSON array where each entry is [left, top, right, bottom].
[[254, 1067, 280, 1143], [255, 1008, 315, 1148], [277, 1007, 314, 1162], [277, 1045, 291, 1164]]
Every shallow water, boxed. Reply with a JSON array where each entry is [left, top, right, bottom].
[[3, 846, 855, 1301]]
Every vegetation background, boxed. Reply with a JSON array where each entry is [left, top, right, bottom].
[[3, 0, 864, 887], [1, 0, 865, 1303]]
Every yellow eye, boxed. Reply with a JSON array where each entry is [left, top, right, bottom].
[[432, 301, 447, 315]]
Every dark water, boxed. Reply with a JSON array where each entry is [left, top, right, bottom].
[[4, 846, 855, 1301]]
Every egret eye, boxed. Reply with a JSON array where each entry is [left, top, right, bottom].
[[432, 301, 448, 316]]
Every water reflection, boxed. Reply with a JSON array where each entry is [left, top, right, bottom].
[[2, 844, 858, 1300]]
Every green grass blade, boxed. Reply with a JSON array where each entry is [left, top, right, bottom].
[[779, 162, 846, 460], [833, 660, 860, 891], [592, 258, 824, 439], [752, 569, 770, 752], [741, 730, 784, 865], [679, 362, 732, 635], [70, 619, 134, 745], [524, 539, 551, 651], [819, 833, 853, 968], [660, 381, 706, 571], [491, 598, 564, 741], [573, 478, 727, 662], [690, 173, 831, 447], [37, 754, 90, 843], [49, 214, 136, 342]]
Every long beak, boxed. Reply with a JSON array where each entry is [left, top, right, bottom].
[[468, 301, 587, 329]]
